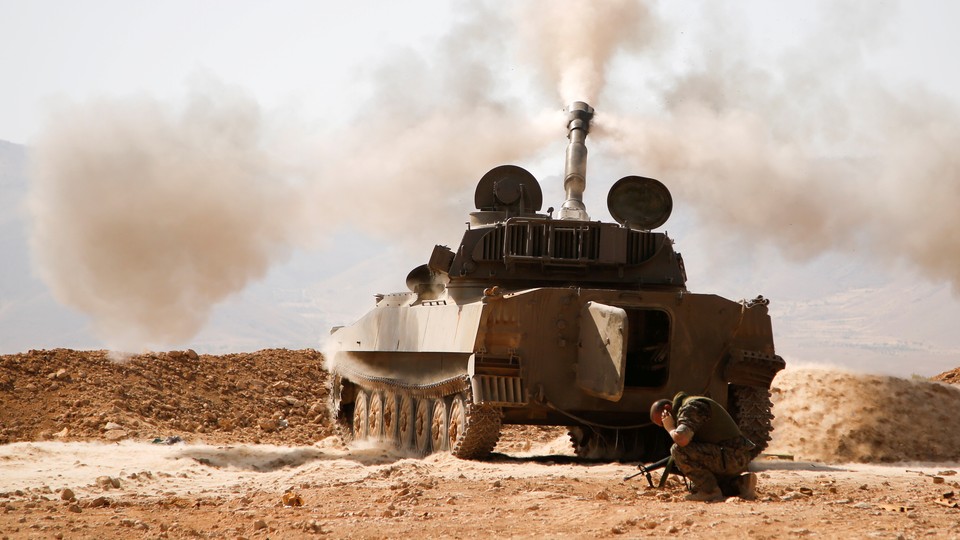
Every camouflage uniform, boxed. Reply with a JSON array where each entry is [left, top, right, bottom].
[[670, 394, 755, 496]]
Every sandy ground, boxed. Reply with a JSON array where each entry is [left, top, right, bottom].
[[2, 436, 959, 539], [3, 350, 960, 539]]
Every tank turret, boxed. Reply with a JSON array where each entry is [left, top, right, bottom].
[[430, 102, 685, 297]]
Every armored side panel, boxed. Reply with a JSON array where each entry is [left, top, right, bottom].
[[577, 302, 628, 401]]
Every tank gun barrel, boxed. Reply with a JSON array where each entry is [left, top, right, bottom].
[[558, 101, 595, 220]]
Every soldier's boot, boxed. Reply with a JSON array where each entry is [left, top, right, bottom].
[[683, 472, 724, 502], [683, 488, 724, 502], [735, 472, 757, 500]]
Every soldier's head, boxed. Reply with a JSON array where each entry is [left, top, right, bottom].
[[650, 399, 672, 427]]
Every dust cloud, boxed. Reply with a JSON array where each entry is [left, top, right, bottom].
[[27, 83, 307, 350], [26, 5, 559, 350], [597, 3, 960, 292], [770, 365, 960, 463]]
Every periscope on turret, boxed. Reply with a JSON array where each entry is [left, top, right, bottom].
[[326, 102, 785, 460]]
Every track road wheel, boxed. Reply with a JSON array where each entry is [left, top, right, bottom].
[[368, 392, 384, 441], [447, 395, 467, 451], [382, 391, 400, 445], [352, 389, 369, 440], [414, 398, 432, 455], [398, 393, 416, 451], [431, 398, 449, 452], [448, 393, 502, 460]]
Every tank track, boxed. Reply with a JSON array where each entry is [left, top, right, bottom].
[[329, 369, 502, 459], [329, 374, 355, 444], [728, 384, 776, 458], [448, 392, 502, 459]]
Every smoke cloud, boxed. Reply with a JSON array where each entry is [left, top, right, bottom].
[[28, 82, 308, 349], [517, 0, 661, 105], [26, 0, 960, 350], [27, 3, 559, 350], [597, 2, 960, 293]]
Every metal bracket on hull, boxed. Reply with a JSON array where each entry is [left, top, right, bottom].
[[468, 354, 527, 407], [724, 349, 786, 387], [471, 375, 526, 407]]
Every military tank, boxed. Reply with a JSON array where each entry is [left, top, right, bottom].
[[327, 102, 785, 461]]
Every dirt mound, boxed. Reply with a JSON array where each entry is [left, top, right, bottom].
[[0, 348, 333, 445], [933, 366, 960, 385], [0, 348, 561, 451], [769, 366, 960, 463]]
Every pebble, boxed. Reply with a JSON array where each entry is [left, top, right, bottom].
[[104, 429, 128, 442], [96, 476, 120, 490], [253, 519, 268, 531], [60, 488, 75, 501], [44, 368, 72, 381], [258, 419, 279, 432], [87, 497, 109, 508], [67, 504, 81, 513]]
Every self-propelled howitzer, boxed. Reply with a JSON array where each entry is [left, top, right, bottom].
[[328, 102, 785, 460]]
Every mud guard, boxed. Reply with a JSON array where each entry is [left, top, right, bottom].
[[576, 301, 628, 401]]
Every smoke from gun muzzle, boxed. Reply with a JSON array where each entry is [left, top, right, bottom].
[[27, 88, 309, 350]]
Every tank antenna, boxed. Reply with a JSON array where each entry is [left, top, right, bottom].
[[558, 101, 595, 220]]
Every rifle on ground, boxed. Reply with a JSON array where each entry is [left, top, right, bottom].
[[623, 455, 681, 488]]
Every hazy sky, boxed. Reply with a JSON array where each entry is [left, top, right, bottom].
[[2, 1, 959, 144], [0, 1, 456, 143], [4, 1, 960, 374]]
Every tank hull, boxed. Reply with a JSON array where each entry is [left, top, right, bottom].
[[329, 286, 783, 460]]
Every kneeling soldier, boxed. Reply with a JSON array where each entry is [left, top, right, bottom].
[[650, 392, 758, 501]]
